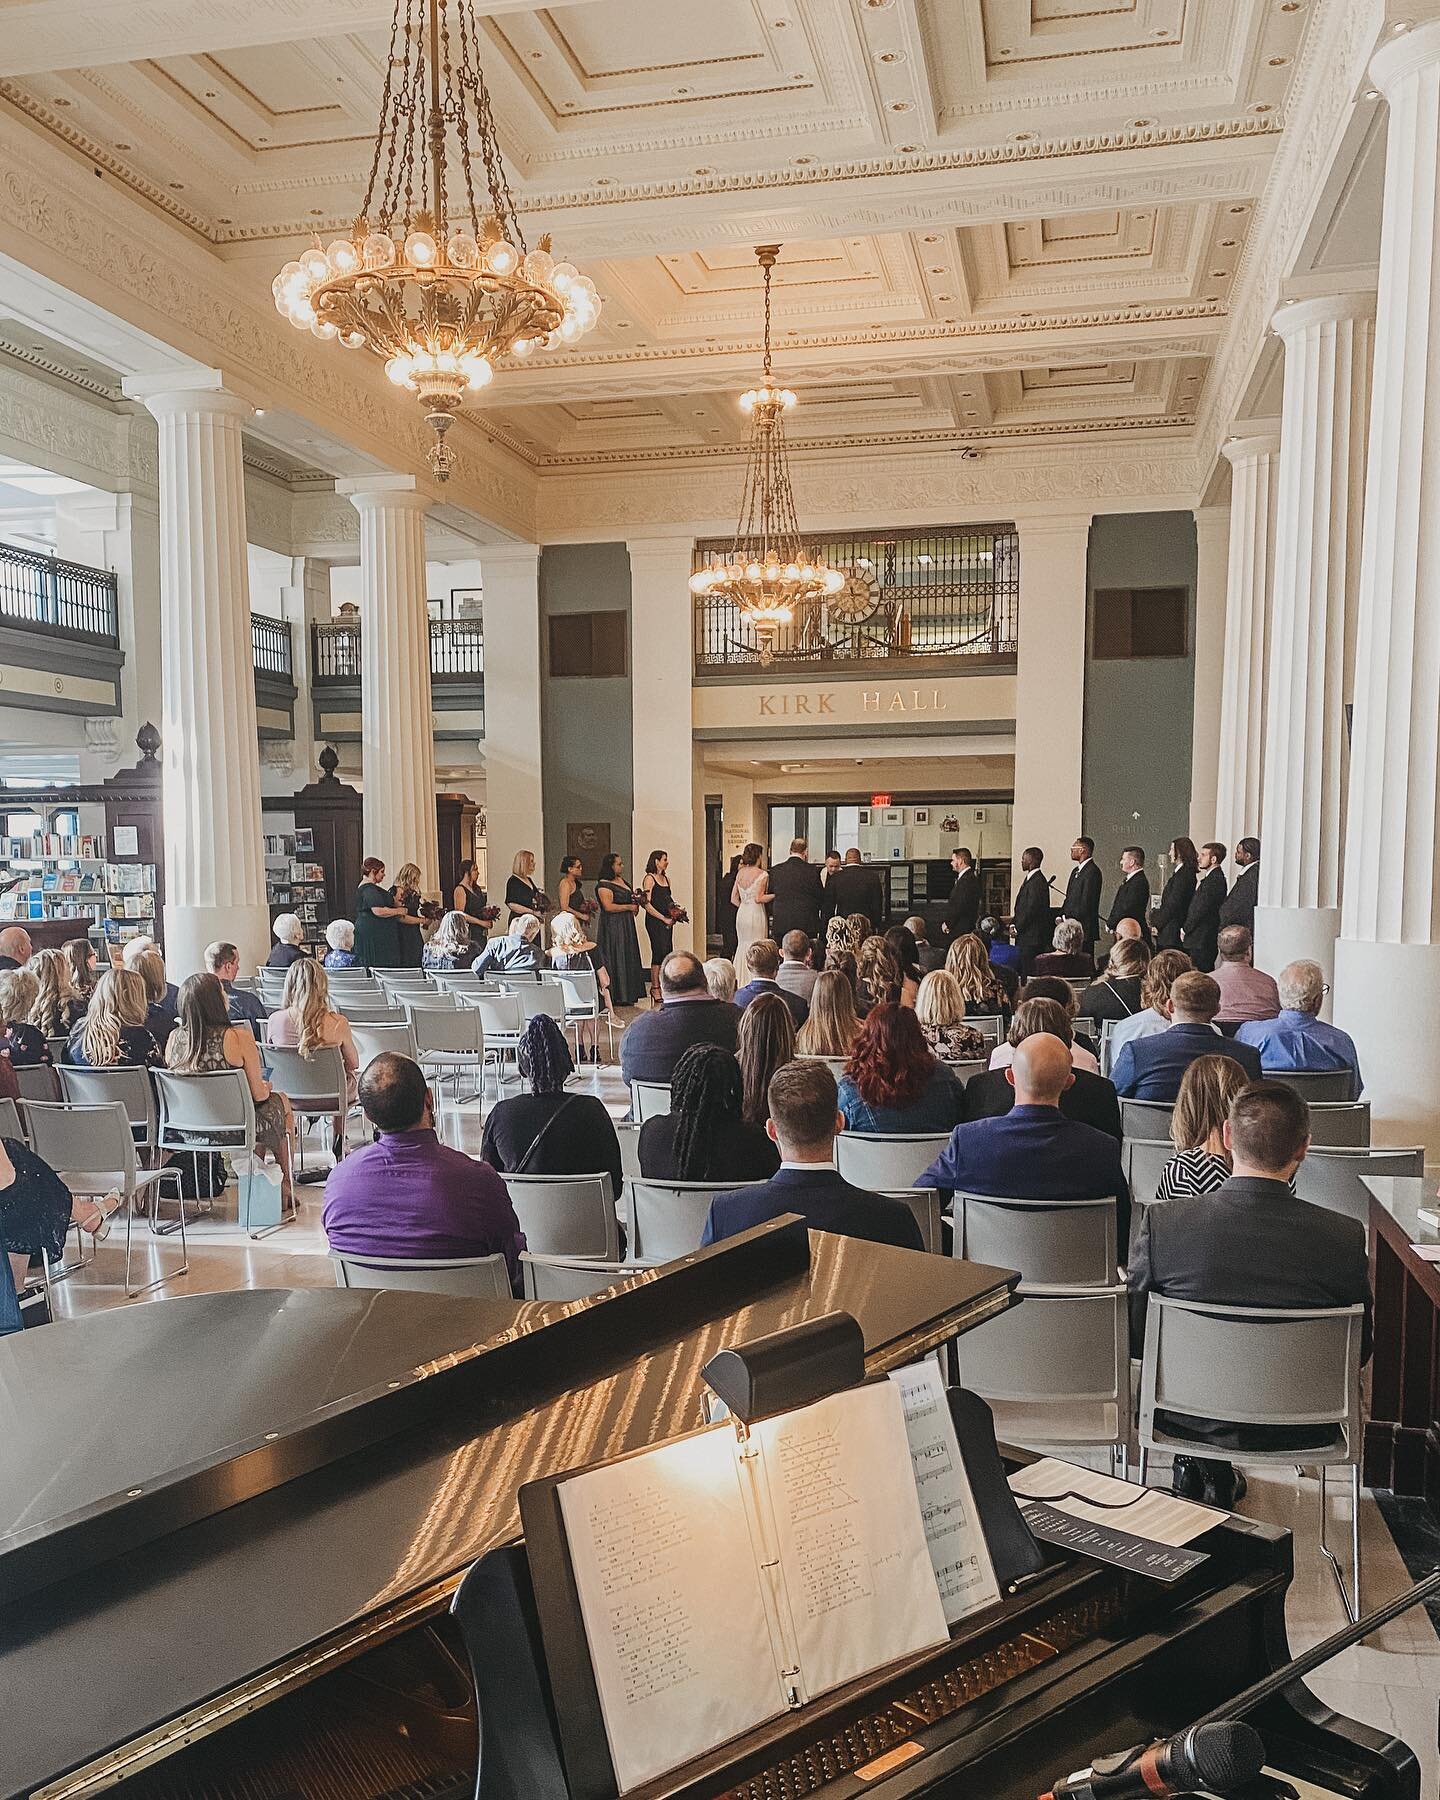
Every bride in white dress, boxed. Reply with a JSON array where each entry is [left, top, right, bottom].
[[731, 843, 772, 962]]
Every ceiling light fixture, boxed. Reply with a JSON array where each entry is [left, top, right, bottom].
[[688, 245, 842, 660], [271, 0, 599, 481]]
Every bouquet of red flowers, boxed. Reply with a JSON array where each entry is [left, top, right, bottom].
[[573, 896, 597, 920], [531, 890, 554, 914], [666, 904, 690, 925], [478, 903, 501, 924], [417, 897, 443, 924]]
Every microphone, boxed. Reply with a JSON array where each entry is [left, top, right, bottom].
[[1041, 1722, 1266, 1800]]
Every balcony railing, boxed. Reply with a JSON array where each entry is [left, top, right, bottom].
[[311, 618, 484, 683], [251, 615, 294, 679], [692, 524, 1019, 673], [0, 541, 119, 644]]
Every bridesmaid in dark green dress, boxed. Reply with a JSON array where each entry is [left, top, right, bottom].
[[353, 857, 405, 969], [595, 852, 646, 1007]]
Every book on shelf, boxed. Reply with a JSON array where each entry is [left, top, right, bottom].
[[531, 1361, 998, 1794]]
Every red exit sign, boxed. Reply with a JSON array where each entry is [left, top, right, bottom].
[[870, 793, 893, 808]]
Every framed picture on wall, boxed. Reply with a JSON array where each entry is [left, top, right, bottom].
[[913, 807, 930, 826], [883, 808, 903, 826], [566, 822, 611, 876], [452, 586, 484, 620]]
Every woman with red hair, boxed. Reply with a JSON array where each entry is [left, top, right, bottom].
[[836, 1002, 966, 1134]]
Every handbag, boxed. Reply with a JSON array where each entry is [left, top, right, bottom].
[[515, 1095, 578, 1174]]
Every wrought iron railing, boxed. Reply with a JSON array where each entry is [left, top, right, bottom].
[[251, 614, 294, 679], [311, 618, 484, 683], [692, 524, 1019, 671], [0, 540, 119, 643]]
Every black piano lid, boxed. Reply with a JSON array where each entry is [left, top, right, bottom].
[[0, 1222, 1017, 1800]]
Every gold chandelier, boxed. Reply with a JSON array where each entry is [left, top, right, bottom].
[[688, 246, 842, 656], [272, 0, 600, 481]]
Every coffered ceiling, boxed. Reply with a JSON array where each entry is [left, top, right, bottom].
[[0, 0, 1324, 474]]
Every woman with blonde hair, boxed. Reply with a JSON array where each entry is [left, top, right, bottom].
[[825, 913, 863, 960], [913, 970, 986, 1064], [0, 969, 48, 1066], [945, 932, 1011, 1020], [857, 935, 902, 1012], [64, 968, 161, 1069], [63, 936, 98, 1003], [796, 969, 862, 1059], [28, 946, 84, 1039], [506, 849, 548, 926], [266, 958, 359, 1150], [129, 944, 178, 1050], [1155, 1054, 1252, 1202], [391, 861, 427, 968], [170, 973, 295, 1204], [1079, 934, 1151, 1024]]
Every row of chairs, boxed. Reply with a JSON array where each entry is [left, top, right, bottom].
[[1119, 1094, 1372, 1145]]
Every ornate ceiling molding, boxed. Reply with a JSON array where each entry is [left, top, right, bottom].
[[0, 337, 119, 401]]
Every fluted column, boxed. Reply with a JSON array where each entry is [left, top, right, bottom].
[[1188, 504, 1231, 840], [1334, 21, 1440, 1150], [337, 476, 438, 890], [1012, 515, 1091, 889], [1253, 294, 1374, 995], [123, 371, 267, 979], [479, 545, 543, 891], [628, 537, 700, 951], [1212, 431, 1280, 850]]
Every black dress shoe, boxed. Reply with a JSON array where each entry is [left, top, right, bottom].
[[1203, 1465, 1247, 1509], [1170, 1456, 1207, 1500]]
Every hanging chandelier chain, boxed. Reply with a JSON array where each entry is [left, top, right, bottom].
[[762, 259, 773, 379], [360, 0, 405, 223], [451, 0, 482, 236]]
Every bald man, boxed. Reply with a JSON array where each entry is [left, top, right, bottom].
[[917, 1032, 1130, 1251], [0, 927, 31, 970], [1113, 917, 1142, 944]]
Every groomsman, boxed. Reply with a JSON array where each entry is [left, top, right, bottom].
[[942, 846, 981, 941], [1219, 837, 1260, 935], [818, 848, 843, 924], [1107, 846, 1152, 944], [1062, 836, 1103, 960], [1182, 841, 1229, 971], [1011, 846, 1053, 975]]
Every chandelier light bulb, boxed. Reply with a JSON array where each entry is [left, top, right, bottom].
[[462, 355, 493, 389], [511, 336, 535, 358], [446, 231, 478, 267], [340, 328, 366, 349], [327, 239, 361, 275], [484, 239, 519, 275], [362, 233, 396, 270], [404, 229, 438, 266], [558, 315, 583, 342], [688, 571, 710, 594], [746, 561, 762, 581], [301, 248, 330, 284], [310, 318, 339, 340], [551, 261, 578, 293], [385, 354, 412, 385], [289, 300, 317, 328], [823, 568, 844, 593], [523, 248, 554, 282]]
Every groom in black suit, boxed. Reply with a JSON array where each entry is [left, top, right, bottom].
[[768, 837, 824, 942]]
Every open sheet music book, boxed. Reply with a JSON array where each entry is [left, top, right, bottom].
[[555, 1368, 997, 1794]]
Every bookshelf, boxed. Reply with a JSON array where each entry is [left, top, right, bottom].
[[0, 831, 159, 953], [264, 831, 329, 948]]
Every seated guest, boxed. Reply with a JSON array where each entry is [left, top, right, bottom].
[[824, 948, 861, 1011], [739, 991, 797, 1127], [130, 946, 179, 1051], [1236, 959, 1363, 1095], [325, 1052, 524, 1284], [1111, 971, 1262, 1100], [946, 932, 1012, 1021], [907, 915, 946, 974], [990, 977, 1099, 1073], [322, 919, 361, 970], [421, 909, 472, 972], [620, 951, 740, 1087], [701, 1059, 924, 1251], [824, 913, 864, 961], [63, 936, 99, 1004], [703, 956, 738, 1003], [550, 910, 616, 1061], [964, 998, 1121, 1140], [168, 973, 295, 1202], [884, 926, 923, 1006], [914, 970, 987, 1065], [267, 913, 310, 970], [481, 1014, 622, 1205], [978, 915, 1022, 981], [1127, 1081, 1371, 1505], [121, 935, 180, 1009], [471, 912, 543, 980], [1213, 926, 1281, 1026], [1033, 916, 1096, 980], [204, 940, 267, 1028], [857, 936, 903, 1013], [796, 969, 862, 1060], [63, 967, 159, 1069], [639, 1042, 780, 1185], [837, 1002, 965, 1135], [0, 926, 30, 970], [28, 947, 85, 1039], [735, 939, 808, 1027], [265, 958, 360, 1132], [3, 1129, 119, 1302], [776, 931, 819, 1005], [1107, 949, 1194, 1057], [1155, 1054, 1251, 1202], [1078, 936, 1151, 1024], [918, 1032, 1129, 1250]]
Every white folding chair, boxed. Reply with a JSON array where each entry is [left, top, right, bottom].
[[0, 1095, 21, 1141], [1268, 1068, 1359, 1104], [1120, 1098, 1174, 1142], [153, 1068, 284, 1238], [625, 1179, 752, 1262], [630, 1081, 672, 1122], [519, 1253, 633, 1301], [1123, 1138, 1175, 1213], [350, 1021, 420, 1069], [23, 1099, 187, 1297], [1138, 1294, 1365, 1619], [880, 1186, 943, 1253], [264, 1044, 350, 1168], [967, 1015, 1006, 1048], [954, 1191, 1118, 1289], [461, 992, 524, 1090], [13, 1064, 60, 1105], [331, 1251, 512, 1297], [404, 1001, 487, 1103], [835, 1132, 951, 1191], [57, 1064, 158, 1157], [1306, 1103, 1371, 1148], [546, 969, 616, 1063], [505, 1174, 621, 1260], [1293, 1145, 1426, 1225], [335, 999, 407, 1026], [502, 980, 568, 1026]]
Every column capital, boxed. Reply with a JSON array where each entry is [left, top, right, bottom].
[[627, 534, 696, 558], [337, 473, 431, 514], [123, 369, 251, 424], [1221, 426, 1281, 464], [479, 542, 540, 570], [1370, 18, 1440, 98], [1012, 512, 1092, 539], [1271, 290, 1377, 339]]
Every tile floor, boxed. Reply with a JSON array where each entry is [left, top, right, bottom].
[[27, 1040, 1440, 1797]]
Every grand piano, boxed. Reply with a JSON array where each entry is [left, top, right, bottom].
[[0, 1218, 1420, 1800]]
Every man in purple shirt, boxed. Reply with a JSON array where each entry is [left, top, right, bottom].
[[323, 1053, 525, 1285], [1211, 926, 1281, 1025]]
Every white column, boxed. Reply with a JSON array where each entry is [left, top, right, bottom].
[[1335, 20, 1440, 1151], [1012, 515, 1090, 887], [337, 476, 438, 891], [1211, 433, 1280, 849], [123, 372, 268, 978], [480, 544, 543, 892], [628, 537, 699, 952], [1254, 295, 1374, 993], [1188, 503, 1231, 841]]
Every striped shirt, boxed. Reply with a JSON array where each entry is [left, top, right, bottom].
[[1154, 1148, 1230, 1204]]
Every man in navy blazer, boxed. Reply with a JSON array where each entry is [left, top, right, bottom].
[[918, 1034, 1130, 1253], [701, 1060, 923, 1251], [733, 939, 808, 1027], [1110, 971, 1262, 1101]]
